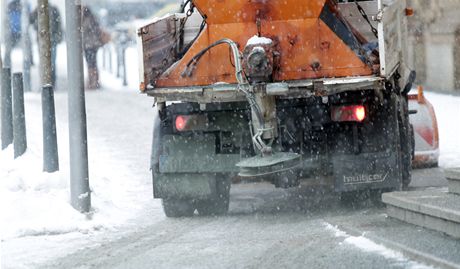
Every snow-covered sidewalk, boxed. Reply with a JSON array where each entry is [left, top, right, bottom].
[[0, 89, 159, 239], [0, 89, 166, 269], [1, 45, 166, 268], [1, 43, 156, 238]]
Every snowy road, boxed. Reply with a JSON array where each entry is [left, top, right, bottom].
[[31, 169, 460, 269], [2, 87, 459, 269]]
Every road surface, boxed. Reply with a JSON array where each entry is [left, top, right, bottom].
[[2, 89, 459, 269]]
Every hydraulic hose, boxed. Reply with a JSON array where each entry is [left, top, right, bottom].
[[181, 38, 265, 128]]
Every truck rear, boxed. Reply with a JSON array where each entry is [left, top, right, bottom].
[[138, 0, 415, 217]]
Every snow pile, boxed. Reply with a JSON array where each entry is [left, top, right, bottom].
[[0, 140, 143, 240], [0, 100, 153, 240], [424, 92, 460, 168], [0, 43, 154, 241], [324, 223, 432, 269], [0, 146, 84, 239]]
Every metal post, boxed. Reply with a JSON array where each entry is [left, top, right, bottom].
[[21, 0, 32, 92], [117, 44, 123, 78], [12, 73, 27, 157], [0, 0, 6, 42], [122, 47, 127, 86], [42, 85, 59, 171], [0, 33, 3, 69], [66, 0, 91, 212], [37, 0, 52, 86], [0, 0, 4, 68], [38, 0, 59, 172], [108, 45, 113, 73], [2, 0, 12, 67], [1, 68, 13, 149], [102, 46, 107, 70]]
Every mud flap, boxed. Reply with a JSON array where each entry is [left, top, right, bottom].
[[154, 173, 217, 200], [333, 151, 400, 192], [159, 134, 240, 173], [152, 132, 240, 200]]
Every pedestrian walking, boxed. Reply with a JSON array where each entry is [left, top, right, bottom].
[[7, 0, 23, 48], [82, 6, 109, 90]]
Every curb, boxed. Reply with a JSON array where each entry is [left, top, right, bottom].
[[335, 223, 460, 269]]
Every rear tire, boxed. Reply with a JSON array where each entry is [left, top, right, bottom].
[[162, 199, 195, 218], [196, 176, 231, 216], [399, 101, 413, 190]]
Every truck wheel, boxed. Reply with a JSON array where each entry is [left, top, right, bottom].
[[196, 176, 231, 216], [401, 129, 413, 190], [162, 199, 195, 218]]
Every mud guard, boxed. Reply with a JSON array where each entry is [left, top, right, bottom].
[[150, 109, 161, 172], [332, 151, 400, 192], [154, 173, 217, 200], [151, 130, 240, 199]]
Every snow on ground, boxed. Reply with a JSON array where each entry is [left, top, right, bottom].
[[1, 43, 154, 242], [324, 223, 433, 269], [424, 92, 460, 168]]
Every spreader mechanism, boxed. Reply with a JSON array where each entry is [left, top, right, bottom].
[[181, 35, 302, 183], [235, 36, 302, 182]]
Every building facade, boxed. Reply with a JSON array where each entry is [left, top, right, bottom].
[[408, 0, 460, 92]]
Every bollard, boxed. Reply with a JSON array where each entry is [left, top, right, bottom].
[[41, 85, 59, 172], [1, 0, 11, 67], [102, 46, 107, 70], [108, 45, 113, 74], [1, 68, 13, 150], [13, 73, 27, 158], [22, 34, 33, 92], [22, 0, 33, 92], [122, 47, 127, 86], [3, 26, 13, 69], [116, 45, 122, 78]]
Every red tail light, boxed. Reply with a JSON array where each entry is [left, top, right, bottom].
[[174, 114, 208, 132], [331, 105, 366, 122], [175, 115, 191, 131]]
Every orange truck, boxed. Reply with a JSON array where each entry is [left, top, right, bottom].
[[138, 0, 416, 217]]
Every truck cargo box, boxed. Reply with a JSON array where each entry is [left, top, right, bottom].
[[138, 0, 411, 100]]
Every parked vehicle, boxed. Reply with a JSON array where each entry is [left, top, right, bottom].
[[138, 0, 416, 217], [409, 86, 439, 168]]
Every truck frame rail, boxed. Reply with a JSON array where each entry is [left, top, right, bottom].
[[147, 76, 385, 103]]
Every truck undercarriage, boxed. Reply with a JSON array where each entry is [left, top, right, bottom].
[[151, 84, 413, 216]]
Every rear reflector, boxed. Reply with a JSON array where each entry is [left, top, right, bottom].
[[174, 114, 208, 132], [331, 105, 366, 122]]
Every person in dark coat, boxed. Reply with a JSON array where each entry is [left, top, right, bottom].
[[30, 4, 63, 87], [82, 6, 105, 89], [7, 0, 22, 48]]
